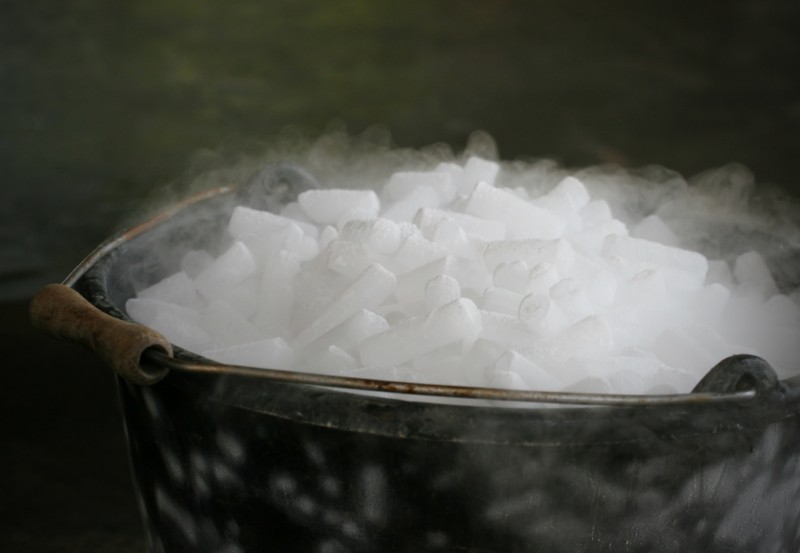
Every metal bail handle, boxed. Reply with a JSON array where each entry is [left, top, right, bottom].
[[29, 284, 173, 385]]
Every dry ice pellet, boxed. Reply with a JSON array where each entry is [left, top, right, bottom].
[[126, 157, 800, 395]]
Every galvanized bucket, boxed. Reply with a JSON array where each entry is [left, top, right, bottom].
[[31, 170, 800, 553]]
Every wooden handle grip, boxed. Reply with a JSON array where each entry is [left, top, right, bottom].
[[29, 284, 172, 385]]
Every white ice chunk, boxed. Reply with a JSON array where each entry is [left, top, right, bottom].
[[570, 219, 628, 254], [412, 344, 484, 387], [394, 256, 456, 304], [448, 257, 492, 296], [304, 309, 390, 355], [281, 223, 319, 261], [549, 278, 594, 321], [194, 241, 256, 301], [411, 208, 453, 237], [434, 161, 465, 197], [718, 294, 767, 346], [396, 221, 421, 239], [358, 299, 482, 367], [278, 201, 317, 227], [137, 271, 200, 308], [653, 327, 718, 374], [126, 297, 199, 328], [464, 181, 565, 239], [587, 268, 618, 307], [733, 251, 779, 299], [414, 208, 506, 241], [519, 293, 569, 334], [493, 261, 530, 294], [231, 219, 304, 263], [458, 156, 500, 194], [228, 206, 295, 240], [486, 369, 530, 391], [298, 189, 380, 225], [325, 240, 375, 279], [579, 200, 613, 226], [524, 315, 614, 367], [417, 215, 475, 258], [605, 309, 665, 352], [410, 341, 464, 372], [425, 274, 461, 310], [691, 283, 731, 326], [605, 270, 692, 349], [534, 176, 590, 217], [483, 238, 574, 276], [524, 262, 561, 296], [199, 300, 262, 347], [391, 233, 447, 273], [337, 206, 379, 229], [292, 263, 397, 350], [632, 215, 680, 248], [479, 310, 537, 348], [318, 225, 339, 251], [570, 254, 617, 306], [288, 257, 350, 331], [380, 186, 440, 222], [301, 345, 360, 375], [492, 350, 563, 392], [451, 212, 507, 241], [464, 339, 505, 373], [615, 269, 667, 307], [339, 218, 403, 254], [517, 293, 550, 325], [383, 171, 456, 205], [373, 298, 426, 321], [180, 250, 215, 279], [603, 234, 708, 292], [216, 276, 259, 320], [706, 259, 735, 288], [202, 337, 294, 370], [146, 310, 211, 354], [253, 250, 300, 337], [559, 355, 664, 392], [482, 287, 524, 316]]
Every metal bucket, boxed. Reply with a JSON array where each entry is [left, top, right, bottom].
[[30, 175, 800, 553]]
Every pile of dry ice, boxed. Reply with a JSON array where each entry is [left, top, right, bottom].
[[126, 156, 800, 395]]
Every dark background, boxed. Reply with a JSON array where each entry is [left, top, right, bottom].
[[2, 1, 799, 551]]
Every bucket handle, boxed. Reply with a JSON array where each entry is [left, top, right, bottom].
[[30, 282, 773, 405], [30, 284, 172, 385]]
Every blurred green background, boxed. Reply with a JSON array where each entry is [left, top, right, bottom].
[[3, 0, 799, 298]]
